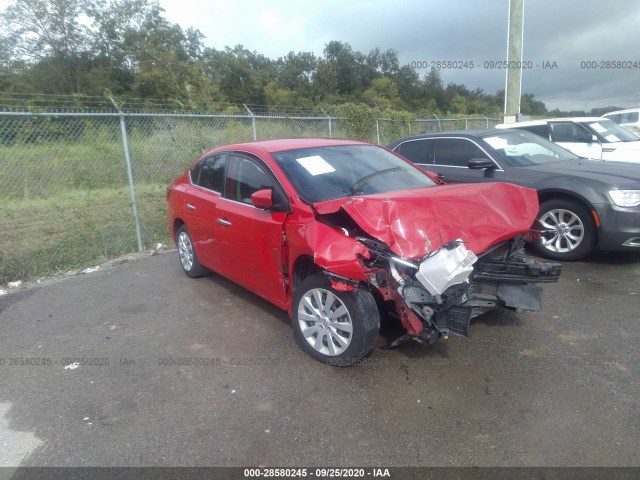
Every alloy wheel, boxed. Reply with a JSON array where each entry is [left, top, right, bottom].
[[538, 208, 585, 253], [178, 231, 194, 271], [297, 288, 353, 356]]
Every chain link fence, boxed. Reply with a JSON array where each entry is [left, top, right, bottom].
[[0, 112, 497, 283]]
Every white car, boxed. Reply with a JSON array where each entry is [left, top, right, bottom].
[[495, 117, 640, 163], [602, 108, 640, 134]]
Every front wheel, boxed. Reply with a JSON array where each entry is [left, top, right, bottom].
[[532, 199, 597, 261], [291, 273, 380, 366]]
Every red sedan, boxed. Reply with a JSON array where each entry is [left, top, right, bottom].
[[168, 139, 560, 365]]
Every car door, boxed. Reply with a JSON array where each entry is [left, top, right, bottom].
[[549, 122, 602, 159], [427, 137, 504, 183], [180, 153, 227, 268], [213, 153, 289, 306]]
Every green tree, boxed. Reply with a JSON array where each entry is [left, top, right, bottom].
[[202, 45, 273, 105], [335, 102, 376, 141], [362, 77, 402, 110], [520, 93, 547, 116], [450, 94, 468, 114], [421, 67, 445, 110], [323, 41, 362, 96], [264, 81, 297, 109], [276, 51, 316, 96], [0, 0, 92, 92]]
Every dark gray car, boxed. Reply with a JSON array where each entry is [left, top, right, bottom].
[[387, 129, 640, 261]]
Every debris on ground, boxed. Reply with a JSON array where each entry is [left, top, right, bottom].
[[81, 266, 101, 274]]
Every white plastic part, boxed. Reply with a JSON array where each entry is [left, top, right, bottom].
[[415, 240, 477, 302]]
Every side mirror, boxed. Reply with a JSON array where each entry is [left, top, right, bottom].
[[468, 158, 495, 169], [251, 188, 273, 209], [590, 134, 599, 144]]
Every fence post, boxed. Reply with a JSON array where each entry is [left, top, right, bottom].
[[110, 97, 143, 252], [243, 104, 257, 140], [376, 119, 381, 145], [465, 118, 468, 129], [321, 109, 332, 138]]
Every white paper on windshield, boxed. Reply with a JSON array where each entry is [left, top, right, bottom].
[[605, 134, 620, 142], [296, 155, 335, 175], [590, 123, 607, 133], [483, 136, 508, 149]]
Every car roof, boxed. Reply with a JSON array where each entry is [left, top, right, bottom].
[[387, 128, 518, 145], [602, 108, 640, 116], [497, 117, 606, 127], [212, 138, 369, 154]]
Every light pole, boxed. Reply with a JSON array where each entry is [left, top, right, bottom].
[[504, 0, 525, 123]]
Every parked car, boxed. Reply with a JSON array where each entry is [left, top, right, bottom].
[[495, 117, 640, 163], [388, 129, 640, 261], [168, 138, 560, 365], [602, 108, 640, 134]]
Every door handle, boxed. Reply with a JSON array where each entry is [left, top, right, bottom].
[[217, 218, 232, 226], [186, 203, 196, 211]]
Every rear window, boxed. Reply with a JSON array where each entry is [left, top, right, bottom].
[[396, 139, 434, 163], [625, 112, 639, 123]]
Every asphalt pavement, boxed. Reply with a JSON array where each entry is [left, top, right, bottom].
[[0, 249, 639, 467]]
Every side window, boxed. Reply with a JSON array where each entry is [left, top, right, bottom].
[[608, 113, 621, 124], [190, 161, 202, 185], [550, 122, 590, 143], [518, 124, 550, 139], [396, 139, 434, 164], [193, 154, 226, 192], [226, 155, 275, 204], [434, 138, 487, 167]]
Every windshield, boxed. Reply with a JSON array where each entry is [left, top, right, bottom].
[[482, 130, 579, 166], [272, 145, 436, 203], [582, 119, 640, 143]]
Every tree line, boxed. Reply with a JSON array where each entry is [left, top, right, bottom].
[[0, 0, 622, 116]]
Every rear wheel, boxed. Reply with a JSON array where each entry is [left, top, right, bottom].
[[176, 225, 207, 277], [532, 199, 597, 261], [292, 273, 380, 366]]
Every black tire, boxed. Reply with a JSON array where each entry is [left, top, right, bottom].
[[176, 225, 208, 278], [291, 273, 380, 366], [532, 198, 597, 261]]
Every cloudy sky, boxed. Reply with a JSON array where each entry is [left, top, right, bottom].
[[158, 0, 640, 111], [1, 0, 637, 110]]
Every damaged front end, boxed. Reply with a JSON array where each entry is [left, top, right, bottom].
[[354, 234, 561, 347], [310, 183, 562, 348]]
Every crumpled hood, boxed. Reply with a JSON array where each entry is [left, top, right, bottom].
[[314, 182, 539, 259]]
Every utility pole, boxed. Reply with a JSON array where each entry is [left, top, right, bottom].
[[503, 0, 524, 123]]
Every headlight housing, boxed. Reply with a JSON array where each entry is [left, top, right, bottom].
[[609, 190, 640, 207]]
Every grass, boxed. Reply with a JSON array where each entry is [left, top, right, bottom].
[[0, 184, 171, 284], [0, 114, 497, 284], [0, 116, 332, 283]]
